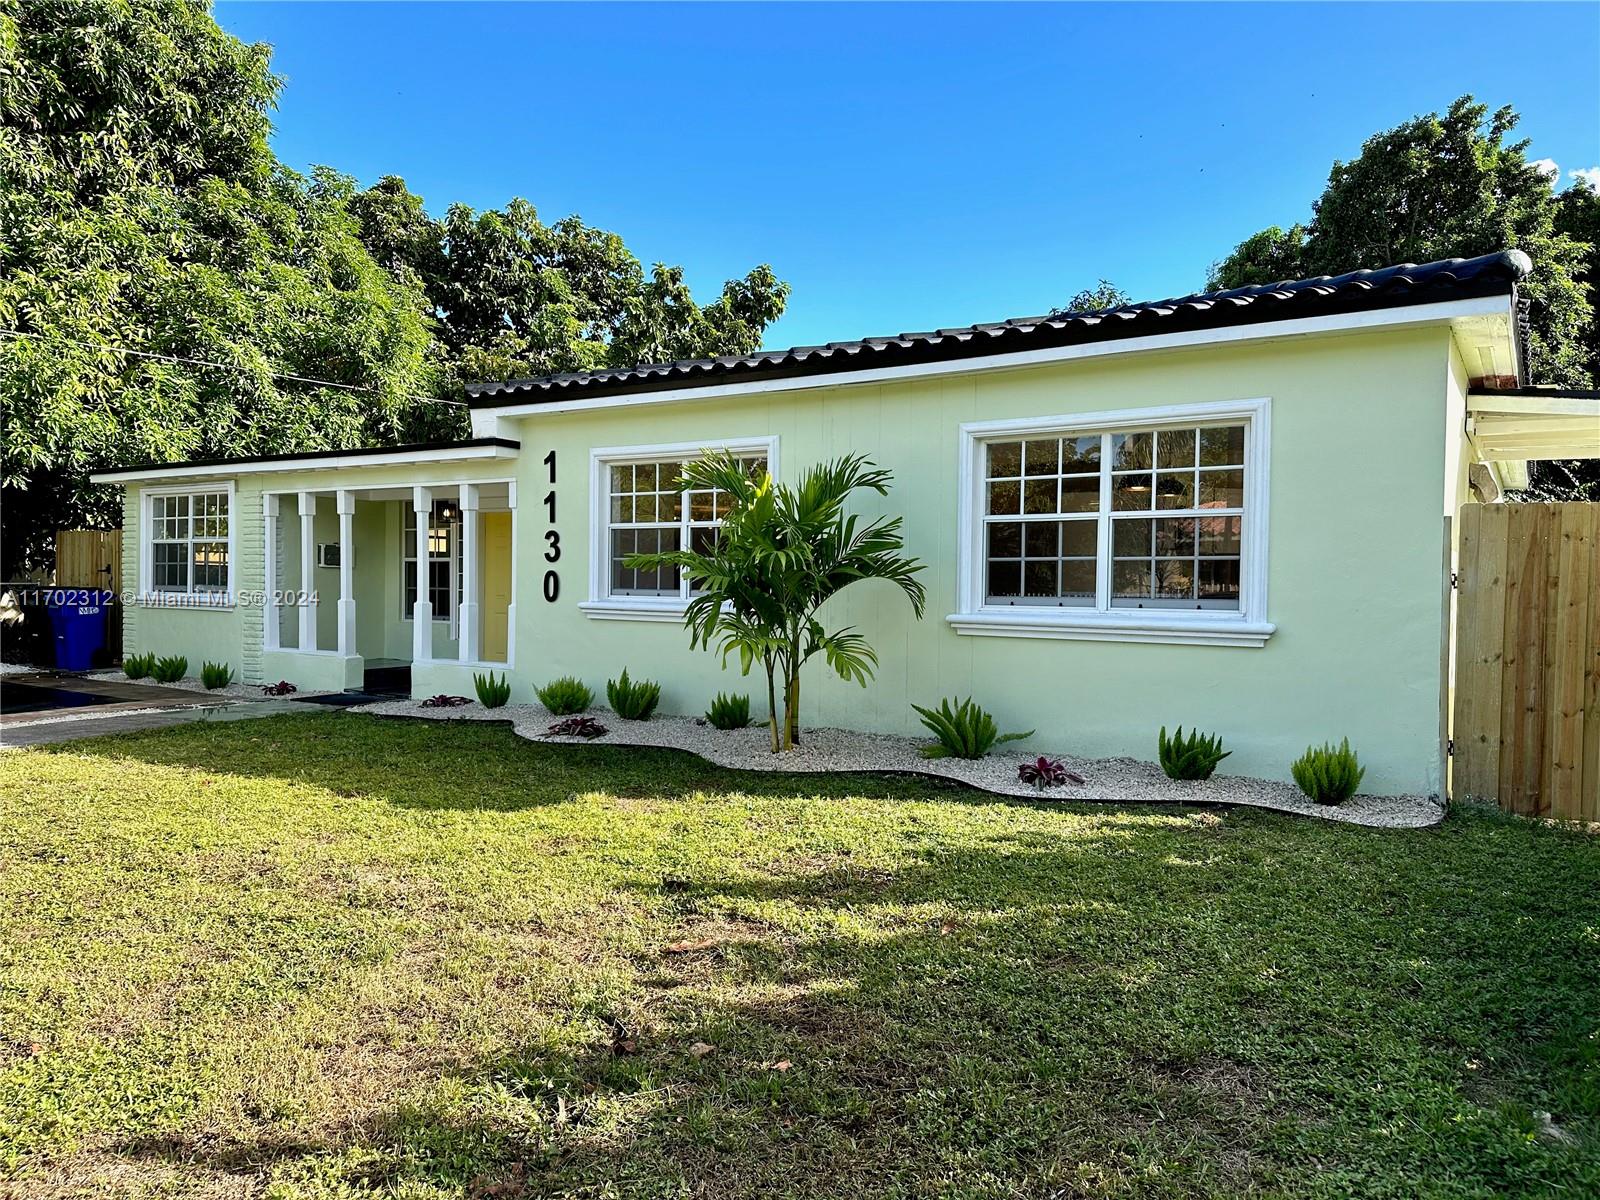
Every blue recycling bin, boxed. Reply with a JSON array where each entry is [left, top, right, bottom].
[[46, 590, 112, 671]]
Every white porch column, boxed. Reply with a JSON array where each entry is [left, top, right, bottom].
[[336, 489, 357, 657], [459, 483, 481, 664], [262, 494, 280, 651], [411, 485, 432, 663], [298, 491, 317, 652]]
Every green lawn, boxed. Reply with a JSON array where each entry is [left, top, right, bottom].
[[2, 714, 1597, 1199]]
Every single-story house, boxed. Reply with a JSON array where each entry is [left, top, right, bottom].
[[90, 250, 1600, 795]]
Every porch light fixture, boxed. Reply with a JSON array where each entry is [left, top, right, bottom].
[[436, 499, 459, 523]]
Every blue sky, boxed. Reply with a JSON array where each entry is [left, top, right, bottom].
[[219, 1, 1600, 350]]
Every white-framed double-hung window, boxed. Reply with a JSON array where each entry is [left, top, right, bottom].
[[581, 436, 778, 621], [141, 484, 234, 601], [951, 398, 1273, 646], [401, 501, 459, 622]]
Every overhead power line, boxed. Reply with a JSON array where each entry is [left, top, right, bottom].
[[0, 328, 467, 407]]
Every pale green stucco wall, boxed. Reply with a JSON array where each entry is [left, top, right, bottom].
[[119, 324, 1459, 794]]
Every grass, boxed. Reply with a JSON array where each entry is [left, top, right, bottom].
[[1, 713, 1597, 1199]]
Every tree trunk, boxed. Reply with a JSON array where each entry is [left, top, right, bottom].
[[785, 671, 801, 748], [764, 654, 780, 754]]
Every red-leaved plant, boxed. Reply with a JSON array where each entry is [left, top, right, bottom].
[[548, 716, 608, 739], [1017, 756, 1084, 792], [260, 680, 297, 696], [421, 694, 471, 708]]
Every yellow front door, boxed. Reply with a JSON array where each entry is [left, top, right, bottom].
[[480, 512, 512, 663]]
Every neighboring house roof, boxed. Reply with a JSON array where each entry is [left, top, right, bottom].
[[467, 250, 1532, 408]]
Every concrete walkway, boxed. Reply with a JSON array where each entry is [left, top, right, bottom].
[[1, 698, 318, 747]]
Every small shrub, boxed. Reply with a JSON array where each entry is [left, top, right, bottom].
[[537, 675, 594, 715], [260, 679, 297, 696], [123, 652, 155, 679], [705, 691, 752, 730], [913, 697, 1032, 760], [474, 671, 512, 708], [1157, 726, 1231, 781], [1017, 755, 1084, 792], [1291, 738, 1366, 805], [421, 694, 471, 709], [548, 715, 607, 739], [150, 655, 187, 683], [200, 661, 233, 690], [607, 670, 661, 721]]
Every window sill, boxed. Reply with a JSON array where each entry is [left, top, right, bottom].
[[945, 610, 1275, 647], [578, 599, 690, 623], [135, 593, 235, 611]]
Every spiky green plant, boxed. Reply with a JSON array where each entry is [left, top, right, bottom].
[[1291, 738, 1366, 805], [150, 655, 187, 683], [1158, 726, 1231, 781], [474, 671, 512, 708], [123, 652, 155, 680], [536, 676, 593, 715], [200, 661, 233, 690], [607, 670, 661, 721], [912, 697, 1032, 760], [705, 691, 752, 730], [627, 452, 926, 753]]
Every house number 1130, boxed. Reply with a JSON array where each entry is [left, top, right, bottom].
[[542, 450, 560, 602]]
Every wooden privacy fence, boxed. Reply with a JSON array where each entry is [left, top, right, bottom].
[[1454, 503, 1599, 821], [54, 529, 122, 592]]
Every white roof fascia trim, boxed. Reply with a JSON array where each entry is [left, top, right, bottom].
[[481, 296, 1511, 419], [1467, 394, 1600, 418], [92, 442, 519, 484]]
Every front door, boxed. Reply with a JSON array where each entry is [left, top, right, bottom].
[[480, 511, 512, 663]]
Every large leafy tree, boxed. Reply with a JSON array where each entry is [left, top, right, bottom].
[[1209, 96, 1594, 389], [631, 453, 926, 753], [1, 1, 791, 574], [1207, 96, 1596, 499], [348, 177, 790, 388]]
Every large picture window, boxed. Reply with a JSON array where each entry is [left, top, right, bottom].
[[144, 488, 231, 596], [954, 400, 1272, 646], [584, 438, 778, 619]]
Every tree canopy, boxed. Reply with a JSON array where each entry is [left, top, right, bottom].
[[1209, 96, 1595, 391], [0, 0, 789, 572]]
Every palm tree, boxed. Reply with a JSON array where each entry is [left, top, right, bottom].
[[628, 451, 926, 752]]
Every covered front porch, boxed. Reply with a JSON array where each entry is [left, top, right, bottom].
[[262, 480, 517, 693]]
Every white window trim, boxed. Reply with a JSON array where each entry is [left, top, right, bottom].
[[580, 435, 779, 622], [400, 500, 460, 626], [949, 398, 1274, 647], [136, 481, 237, 608]]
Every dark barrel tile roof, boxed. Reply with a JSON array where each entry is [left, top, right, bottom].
[[467, 250, 1530, 408]]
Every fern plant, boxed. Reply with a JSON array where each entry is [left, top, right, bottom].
[[1157, 726, 1231, 781], [537, 676, 593, 715], [474, 670, 512, 708], [151, 655, 187, 683], [705, 691, 752, 730], [912, 697, 1032, 760], [123, 652, 155, 680], [607, 670, 661, 721], [200, 661, 233, 690], [1291, 738, 1366, 805]]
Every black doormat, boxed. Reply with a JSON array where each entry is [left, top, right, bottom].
[[290, 691, 387, 707]]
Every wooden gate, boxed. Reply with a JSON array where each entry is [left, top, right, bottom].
[[54, 529, 122, 592], [1453, 503, 1599, 820]]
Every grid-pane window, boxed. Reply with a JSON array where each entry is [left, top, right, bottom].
[[403, 502, 458, 617], [604, 454, 766, 600], [147, 491, 229, 593], [982, 424, 1245, 612]]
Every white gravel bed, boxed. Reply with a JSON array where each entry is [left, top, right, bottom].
[[86, 670, 340, 702], [358, 699, 1443, 828], [0, 661, 38, 676]]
